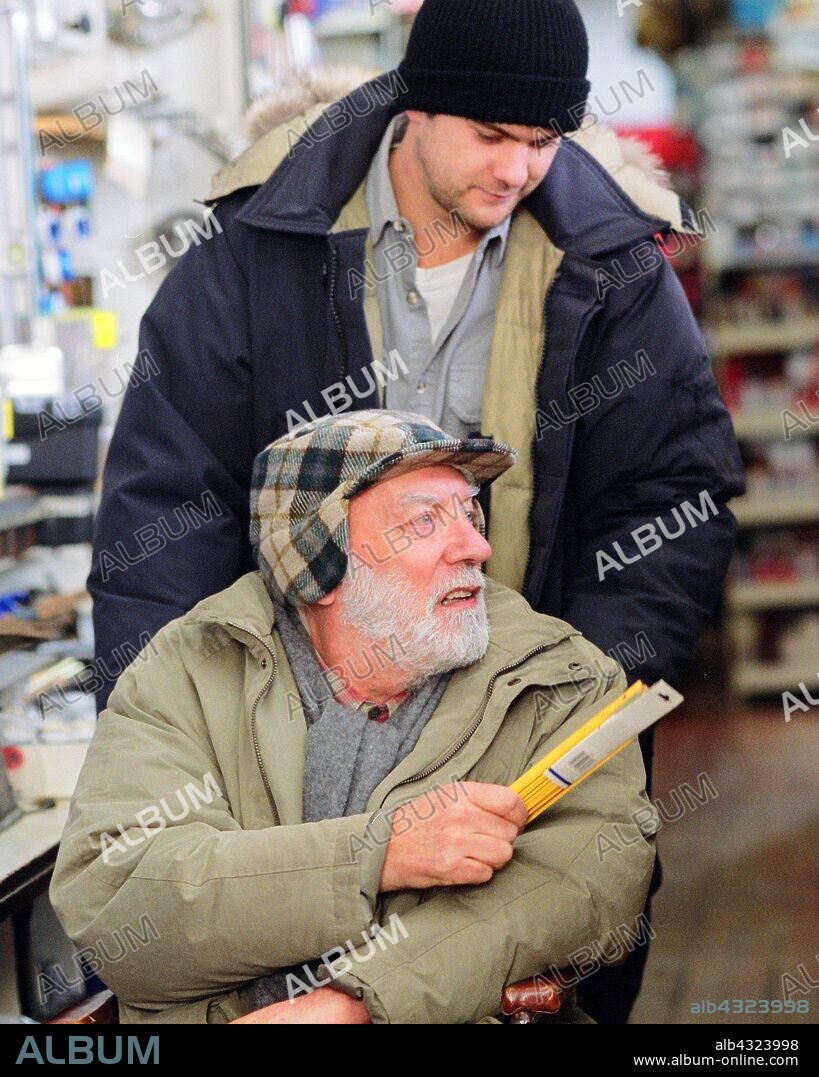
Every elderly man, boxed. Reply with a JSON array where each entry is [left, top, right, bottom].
[[51, 412, 656, 1024]]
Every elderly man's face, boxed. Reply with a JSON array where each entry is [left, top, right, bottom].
[[337, 465, 494, 683]]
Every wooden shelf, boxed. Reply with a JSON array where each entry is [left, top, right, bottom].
[[711, 317, 819, 358], [728, 580, 819, 611], [704, 248, 819, 273], [0, 801, 70, 921], [35, 114, 109, 145], [731, 410, 819, 440], [730, 493, 819, 527], [732, 662, 819, 696]]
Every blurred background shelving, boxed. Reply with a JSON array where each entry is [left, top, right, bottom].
[[643, 2, 819, 702]]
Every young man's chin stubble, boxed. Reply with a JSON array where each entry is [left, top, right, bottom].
[[433, 182, 526, 234], [414, 139, 525, 235]]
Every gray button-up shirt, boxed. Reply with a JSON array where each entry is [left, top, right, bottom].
[[364, 114, 511, 440]]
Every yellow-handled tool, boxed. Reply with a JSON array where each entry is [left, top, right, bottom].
[[511, 680, 683, 823]]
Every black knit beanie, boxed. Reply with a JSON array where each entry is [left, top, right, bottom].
[[398, 0, 591, 133]]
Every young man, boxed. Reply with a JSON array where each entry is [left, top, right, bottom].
[[89, 0, 743, 1019], [52, 412, 656, 1024]]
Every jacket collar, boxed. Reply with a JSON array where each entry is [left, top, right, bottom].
[[184, 570, 278, 642], [234, 71, 692, 259], [187, 571, 588, 824], [236, 74, 403, 238]]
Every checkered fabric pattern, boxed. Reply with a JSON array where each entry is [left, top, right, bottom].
[[250, 410, 516, 606]]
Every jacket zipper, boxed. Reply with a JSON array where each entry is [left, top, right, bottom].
[[384, 643, 553, 799], [327, 244, 350, 382], [226, 620, 280, 826], [522, 268, 560, 600], [224, 626, 565, 819]]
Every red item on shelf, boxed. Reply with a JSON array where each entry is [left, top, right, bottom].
[[2, 745, 24, 771], [613, 125, 702, 174], [721, 360, 746, 414], [753, 557, 798, 584], [740, 40, 770, 75]]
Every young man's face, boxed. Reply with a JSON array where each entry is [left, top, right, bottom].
[[407, 112, 561, 231]]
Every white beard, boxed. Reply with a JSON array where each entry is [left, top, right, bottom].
[[337, 562, 490, 688]]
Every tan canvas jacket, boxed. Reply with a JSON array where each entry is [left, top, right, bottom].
[[51, 573, 656, 1024]]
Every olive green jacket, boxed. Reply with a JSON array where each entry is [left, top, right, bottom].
[[50, 573, 656, 1023]]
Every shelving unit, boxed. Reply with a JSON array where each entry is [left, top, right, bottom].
[[242, 1, 418, 99], [0, 12, 118, 731], [312, 6, 409, 69], [728, 578, 819, 611], [0, 0, 39, 347], [730, 493, 819, 528], [731, 409, 819, 440], [675, 37, 819, 700], [710, 316, 819, 359], [732, 660, 819, 696]]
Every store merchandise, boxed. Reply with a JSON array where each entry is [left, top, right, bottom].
[[0, 746, 20, 831], [658, 24, 819, 696], [721, 347, 819, 415], [743, 439, 818, 493], [732, 527, 819, 582], [740, 609, 819, 665], [675, 42, 819, 270], [711, 271, 818, 326], [37, 160, 95, 315], [107, 0, 204, 47]]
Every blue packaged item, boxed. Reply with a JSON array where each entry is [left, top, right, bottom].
[[0, 591, 30, 616], [729, 0, 783, 29], [58, 249, 75, 282], [40, 160, 95, 205], [313, 0, 364, 17], [37, 207, 61, 246], [40, 291, 68, 315]]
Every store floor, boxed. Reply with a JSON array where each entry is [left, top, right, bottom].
[[631, 673, 818, 1024]]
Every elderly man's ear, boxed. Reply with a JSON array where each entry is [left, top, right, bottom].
[[304, 590, 336, 609]]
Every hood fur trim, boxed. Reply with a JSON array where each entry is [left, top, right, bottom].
[[245, 65, 380, 144], [244, 64, 670, 189], [211, 64, 686, 232]]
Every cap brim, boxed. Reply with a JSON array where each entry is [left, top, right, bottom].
[[344, 436, 517, 499]]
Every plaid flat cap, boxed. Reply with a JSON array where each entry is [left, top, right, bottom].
[[250, 410, 516, 606]]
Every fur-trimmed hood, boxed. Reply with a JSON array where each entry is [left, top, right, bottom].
[[243, 64, 672, 190], [207, 65, 698, 250], [245, 65, 382, 145]]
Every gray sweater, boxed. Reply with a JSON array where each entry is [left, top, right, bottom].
[[246, 602, 449, 1009]]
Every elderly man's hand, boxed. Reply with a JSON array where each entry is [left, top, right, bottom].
[[379, 781, 528, 891], [231, 986, 371, 1024]]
